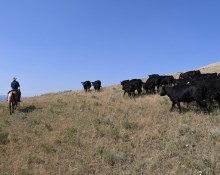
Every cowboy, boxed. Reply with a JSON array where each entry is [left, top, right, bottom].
[[10, 77, 21, 102]]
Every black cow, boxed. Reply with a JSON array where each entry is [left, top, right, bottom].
[[160, 84, 207, 113], [160, 76, 174, 86], [173, 78, 189, 85], [121, 79, 143, 96], [130, 79, 143, 94], [146, 75, 174, 92], [81, 81, 91, 92], [92, 80, 102, 91], [146, 76, 161, 92], [121, 80, 130, 89], [193, 78, 220, 109], [122, 82, 136, 96], [142, 81, 156, 94], [179, 70, 201, 79], [148, 74, 160, 78], [190, 73, 218, 82]]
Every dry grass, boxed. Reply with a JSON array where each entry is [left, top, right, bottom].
[[0, 63, 220, 175]]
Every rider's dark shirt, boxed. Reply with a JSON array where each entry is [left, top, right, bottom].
[[11, 80, 20, 90]]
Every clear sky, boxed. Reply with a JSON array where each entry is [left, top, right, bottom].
[[1, 0, 220, 97]]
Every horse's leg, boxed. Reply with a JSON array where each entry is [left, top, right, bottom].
[[13, 101, 17, 110], [9, 105, 12, 115], [9, 102, 12, 115], [12, 102, 15, 112]]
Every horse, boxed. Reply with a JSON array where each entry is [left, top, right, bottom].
[[8, 90, 19, 115]]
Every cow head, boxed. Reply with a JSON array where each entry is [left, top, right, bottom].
[[179, 73, 183, 79]]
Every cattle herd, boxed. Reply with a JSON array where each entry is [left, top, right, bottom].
[[81, 80, 102, 92], [82, 70, 220, 114]]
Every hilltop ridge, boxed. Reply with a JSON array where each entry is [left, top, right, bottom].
[[200, 61, 220, 73]]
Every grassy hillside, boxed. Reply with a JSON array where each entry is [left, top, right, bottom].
[[0, 64, 220, 175], [171, 62, 220, 79]]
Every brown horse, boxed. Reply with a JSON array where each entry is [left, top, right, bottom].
[[8, 91, 19, 115]]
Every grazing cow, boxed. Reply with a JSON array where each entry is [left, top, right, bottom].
[[129, 79, 143, 95], [160, 84, 207, 113], [92, 80, 102, 91], [146, 75, 174, 92], [190, 73, 218, 82], [122, 82, 136, 96], [142, 81, 156, 94], [121, 80, 130, 89], [81, 81, 91, 92], [179, 70, 201, 79], [160, 76, 174, 86], [121, 79, 143, 96], [146, 76, 161, 92], [193, 78, 220, 109]]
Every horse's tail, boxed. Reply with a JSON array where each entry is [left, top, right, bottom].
[[8, 92, 16, 115], [8, 92, 12, 103], [8, 92, 13, 115]]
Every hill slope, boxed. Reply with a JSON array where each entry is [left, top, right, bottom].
[[200, 61, 220, 73], [0, 63, 220, 175]]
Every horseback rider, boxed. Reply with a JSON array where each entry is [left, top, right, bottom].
[[10, 77, 21, 102]]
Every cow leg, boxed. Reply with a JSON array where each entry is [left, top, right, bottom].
[[132, 91, 135, 96], [145, 88, 148, 94], [138, 89, 142, 95], [157, 85, 160, 93], [186, 102, 190, 108], [170, 103, 175, 112], [123, 91, 126, 96], [177, 102, 182, 113], [207, 99, 213, 111], [218, 100, 220, 110], [195, 98, 208, 113]]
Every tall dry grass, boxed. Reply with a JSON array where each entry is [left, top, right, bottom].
[[0, 63, 220, 174]]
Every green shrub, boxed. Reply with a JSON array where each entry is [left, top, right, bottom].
[[27, 119, 40, 126], [102, 150, 115, 166], [122, 119, 138, 130], [110, 127, 120, 139], [58, 127, 81, 146], [0, 145, 6, 155], [18, 170, 29, 175], [0, 132, 9, 145], [41, 143, 56, 154], [45, 123, 53, 131], [23, 155, 32, 164]]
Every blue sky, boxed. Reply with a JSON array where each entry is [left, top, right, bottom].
[[0, 0, 220, 96]]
